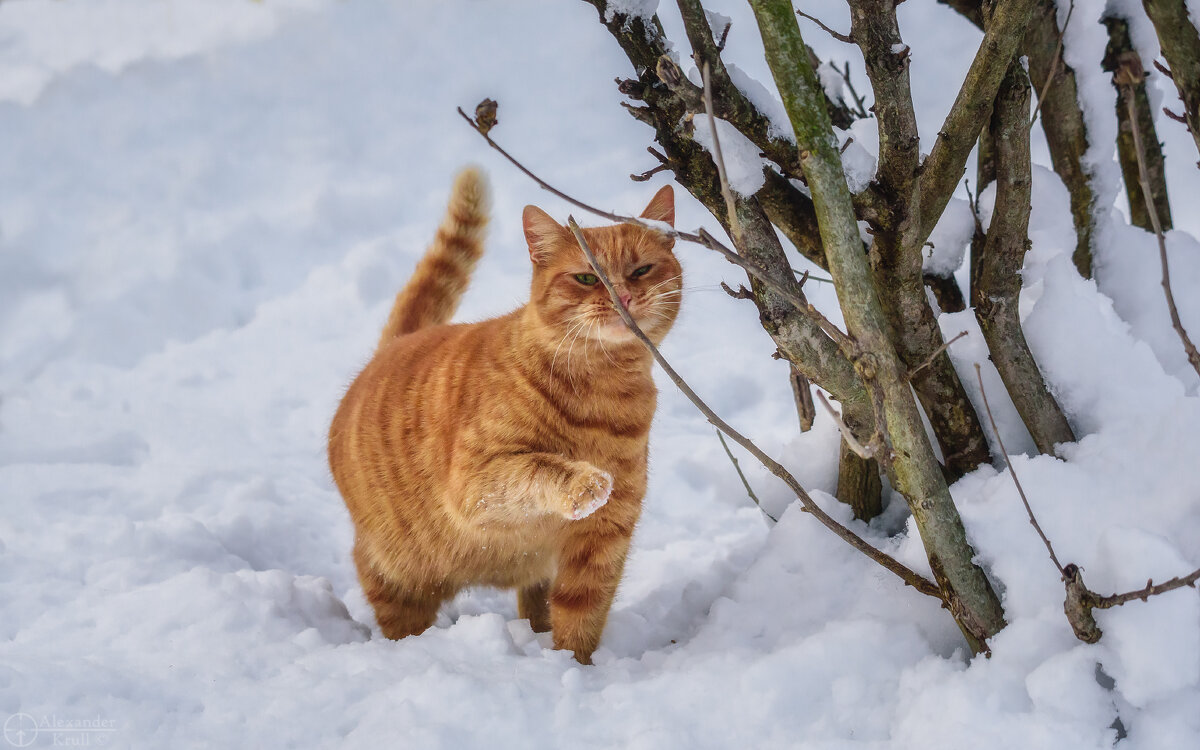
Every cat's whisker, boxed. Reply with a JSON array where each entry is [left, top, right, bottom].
[[644, 274, 682, 295], [564, 316, 593, 392], [551, 317, 591, 378]]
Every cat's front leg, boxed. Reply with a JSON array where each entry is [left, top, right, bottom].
[[550, 514, 634, 664], [454, 453, 613, 525]]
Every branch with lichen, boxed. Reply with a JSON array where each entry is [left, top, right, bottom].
[[748, 0, 1006, 654], [847, 0, 992, 482]]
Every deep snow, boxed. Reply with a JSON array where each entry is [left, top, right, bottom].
[[2, 1, 1198, 748]]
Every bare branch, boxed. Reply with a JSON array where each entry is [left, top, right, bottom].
[[1118, 66, 1200, 378], [918, 0, 1039, 244], [630, 163, 670, 182], [816, 391, 875, 460], [908, 331, 968, 380], [701, 62, 741, 238], [1092, 568, 1200, 609], [568, 215, 941, 598], [973, 364, 1065, 575], [978, 360, 1198, 639], [716, 430, 776, 523], [836, 62, 871, 120], [457, 105, 850, 349], [1163, 107, 1188, 125], [796, 9, 853, 44]]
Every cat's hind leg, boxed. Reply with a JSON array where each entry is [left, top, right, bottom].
[[517, 579, 552, 633], [354, 542, 446, 640]]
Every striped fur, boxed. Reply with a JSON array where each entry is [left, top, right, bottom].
[[378, 167, 489, 348], [329, 178, 679, 663]]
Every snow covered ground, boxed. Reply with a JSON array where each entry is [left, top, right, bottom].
[[2, 0, 1198, 747]]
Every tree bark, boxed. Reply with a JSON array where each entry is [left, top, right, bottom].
[[837, 438, 883, 521], [939, 0, 1100, 277], [973, 62, 1078, 456], [849, 0, 991, 482], [1024, 0, 1100, 278], [1104, 15, 1174, 230], [924, 273, 967, 314], [1142, 0, 1200, 161], [586, 0, 891, 516], [748, 0, 1007, 652], [918, 0, 1039, 245]]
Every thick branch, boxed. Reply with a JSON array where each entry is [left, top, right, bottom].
[[1105, 15, 1174, 231], [748, 0, 1007, 652], [940, 0, 1100, 277], [851, 0, 991, 481], [580, 0, 875, 443], [918, 0, 1039, 244], [1024, 0, 1097, 278], [972, 62, 1077, 455], [1142, 0, 1200, 160]]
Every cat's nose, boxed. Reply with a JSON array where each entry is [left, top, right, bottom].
[[618, 291, 633, 309]]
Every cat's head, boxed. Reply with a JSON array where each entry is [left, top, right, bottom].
[[522, 185, 682, 348]]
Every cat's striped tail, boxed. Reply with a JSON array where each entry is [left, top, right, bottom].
[[378, 168, 490, 349]]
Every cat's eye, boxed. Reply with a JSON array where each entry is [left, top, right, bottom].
[[574, 273, 599, 286], [631, 264, 653, 278]]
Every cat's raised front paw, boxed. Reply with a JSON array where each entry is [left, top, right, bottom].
[[563, 465, 613, 521]]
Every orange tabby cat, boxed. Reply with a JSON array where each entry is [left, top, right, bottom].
[[328, 168, 681, 663]]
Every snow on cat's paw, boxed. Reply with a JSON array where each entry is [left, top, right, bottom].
[[564, 466, 612, 521]]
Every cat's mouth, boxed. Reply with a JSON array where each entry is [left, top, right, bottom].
[[593, 308, 648, 342]]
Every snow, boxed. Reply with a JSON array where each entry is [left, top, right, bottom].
[[604, 0, 659, 25], [691, 113, 768, 196], [836, 129, 878, 195], [3, 0, 1200, 748], [704, 9, 731, 43], [816, 61, 847, 109], [727, 63, 795, 142], [924, 198, 974, 277]]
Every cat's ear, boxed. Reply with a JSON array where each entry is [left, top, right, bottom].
[[639, 185, 675, 227], [523, 205, 567, 264]]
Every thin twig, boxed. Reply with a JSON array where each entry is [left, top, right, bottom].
[[908, 331, 968, 381], [456, 106, 854, 355], [796, 9, 853, 44], [1120, 75, 1200, 378], [695, 228, 858, 355], [631, 163, 670, 182], [816, 391, 875, 460], [837, 62, 871, 120], [973, 364, 1065, 574], [702, 62, 741, 239], [1162, 107, 1188, 125], [792, 268, 835, 284], [567, 216, 941, 598], [1029, 0, 1074, 129], [717, 430, 776, 523], [1092, 568, 1200, 609]]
